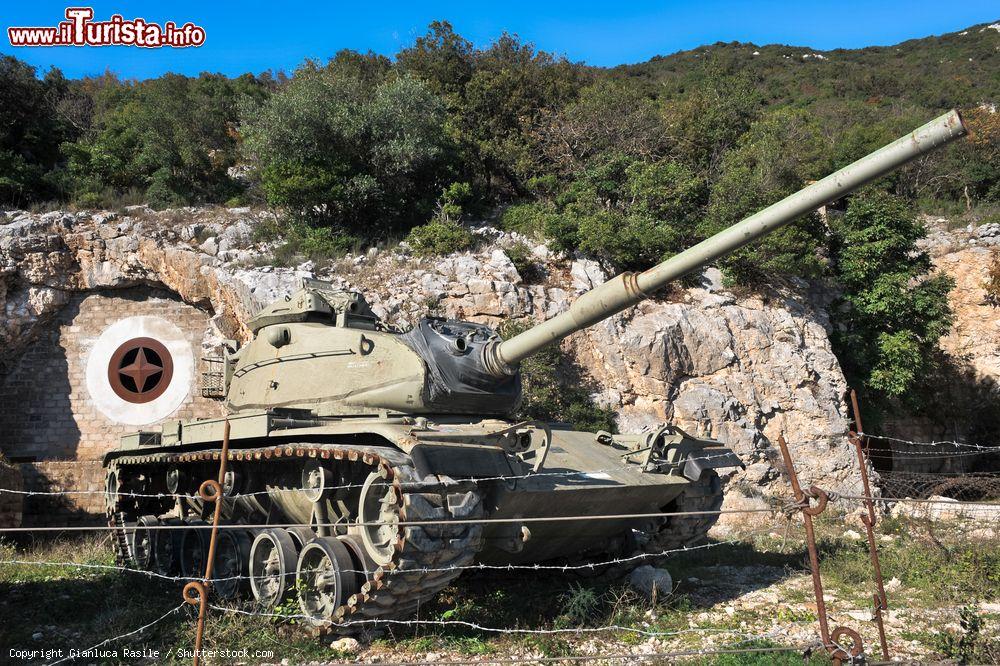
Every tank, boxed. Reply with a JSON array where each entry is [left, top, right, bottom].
[[103, 110, 967, 624]]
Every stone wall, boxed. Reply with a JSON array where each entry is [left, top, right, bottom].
[[0, 287, 223, 462], [20, 461, 104, 526], [0, 459, 23, 528]]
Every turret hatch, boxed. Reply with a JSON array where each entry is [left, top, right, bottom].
[[247, 278, 379, 333]]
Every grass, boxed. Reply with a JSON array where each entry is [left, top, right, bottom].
[[1, 514, 997, 664]]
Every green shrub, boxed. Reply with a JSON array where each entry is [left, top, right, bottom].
[[576, 212, 679, 272], [500, 202, 558, 238], [240, 68, 456, 239], [263, 221, 357, 265], [830, 188, 954, 413], [73, 191, 103, 209], [514, 154, 705, 271], [702, 108, 829, 285], [555, 583, 600, 628], [405, 219, 475, 256], [929, 606, 1000, 664]]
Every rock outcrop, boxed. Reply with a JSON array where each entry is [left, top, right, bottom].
[[1, 206, 867, 495], [921, 218, 1000, 384], [879, 216, 1000, 447]]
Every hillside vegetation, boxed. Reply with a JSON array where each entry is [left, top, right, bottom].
[[1, 20, 999, 417]]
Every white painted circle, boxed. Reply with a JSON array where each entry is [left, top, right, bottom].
[[85, 316, 194, 426]]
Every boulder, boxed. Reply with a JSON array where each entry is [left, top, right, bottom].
[[629, 565, 673, 601]]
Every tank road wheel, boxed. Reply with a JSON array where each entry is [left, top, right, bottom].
[[250, 528, 299, 608], [297, 537, 359, 622], [153, 518, 184, 575], [337, 534, 377, 591], [358, 471, 399, 566], [129, 515, 159, 570], [286, 526, 316, 551], [180, 519, 210, 579], [212, 530, 252, 600]]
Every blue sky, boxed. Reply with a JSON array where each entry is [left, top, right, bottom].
[[2, 1, 998, 79]]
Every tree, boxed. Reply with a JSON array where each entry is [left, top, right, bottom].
[[507, 153, 705, 271], [458, 33, 585, 193], [0, 57, 72, 204], [529, 80, 670, 176], [830, 189, 954, 410], [396, 22, 474, 100], [661, 63, 762, 177], [240, 66, 457, 240], [702, 108, 830, 284], [64, 73, 266, 206]]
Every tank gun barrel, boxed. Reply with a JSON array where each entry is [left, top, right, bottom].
[[483, 109, 968, 377]]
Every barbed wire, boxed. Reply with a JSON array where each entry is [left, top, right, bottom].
[[0, 506, 782, 534], [0, 449, 745, 500], [862, 448, 993, 459], [861, 433, 1000, 452], [363, 642, 817, 666], [880, 469, 1000, 477], [0, 528, 781, 582], [878, 470, 1000, 502], [5, 436, 996, 503], [2, 491, 996, 535], [207, 602, 791, 641], [45, 603, 186, 666], [838, 493, 1000, 507], [4, 429, 995, 665]]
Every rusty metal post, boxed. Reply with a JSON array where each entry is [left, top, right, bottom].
[[776, 435, 863, 665], [182, 419, 231, 666], [849, 389, 891, 661]]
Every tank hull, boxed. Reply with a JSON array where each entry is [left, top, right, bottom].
[[104, 415, 738, 580]]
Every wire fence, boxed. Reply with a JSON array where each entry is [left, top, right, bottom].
[[879, 470, 1000, 501], [1, 430, 999, 665]]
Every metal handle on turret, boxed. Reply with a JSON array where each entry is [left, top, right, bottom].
[[482, 109, 968, 377]]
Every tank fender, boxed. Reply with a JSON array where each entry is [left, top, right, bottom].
[[681, 447, 744, 481]]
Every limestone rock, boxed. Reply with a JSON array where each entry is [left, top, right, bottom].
[[329, 637, 360, 653], [629, 565, 673, 600]]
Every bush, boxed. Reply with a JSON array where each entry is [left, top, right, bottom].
[[930, 606, 1000, 664], [73, 191, 104, 209], [500, 202, 559, 238], [263, 220, 357, 265], [240, 67, 457, 240], [702, 108, 829, 285], [62, 73, 260, 208], [576, 212, 678, 271], [830, 188, 954, 412], [504, 155, 706, 271], [405, 219, 475, 256]]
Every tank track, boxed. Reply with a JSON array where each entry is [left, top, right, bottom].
[[555, 470, 725, 580], [644, 470, 724, 553], [106, 443, 484, 629]]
